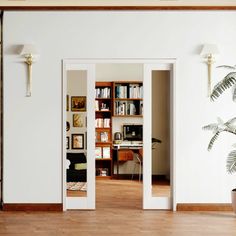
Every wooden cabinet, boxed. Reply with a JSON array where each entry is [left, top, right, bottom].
[[118, 149, 134, 161], [113, 81, 143, 117], [95, 82, 113, 178]]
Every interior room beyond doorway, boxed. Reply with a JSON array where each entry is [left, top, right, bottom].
[[65, 62, 171, 207]]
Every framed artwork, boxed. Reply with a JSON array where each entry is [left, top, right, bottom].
[[66, 137, 70, 149], [66, 95, 69, 111], [73, 113, 84, 127], [71, 96, 86, 112], [72, 133, 84, 149]]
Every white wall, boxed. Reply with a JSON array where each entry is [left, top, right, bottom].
[[3, 11, 236, 204]]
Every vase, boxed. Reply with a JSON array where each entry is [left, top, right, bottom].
[[231, 189, 236, 213]]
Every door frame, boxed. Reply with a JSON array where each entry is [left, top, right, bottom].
[[62, 60, 96, 210], [143, 61, 176, 210], [62, 58, 176, 211]]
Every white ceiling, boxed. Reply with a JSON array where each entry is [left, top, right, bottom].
[[1, 0, 236, 7]]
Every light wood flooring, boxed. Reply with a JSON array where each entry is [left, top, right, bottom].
[[1, 179, 236, 236], [67, 179, 170, 197]]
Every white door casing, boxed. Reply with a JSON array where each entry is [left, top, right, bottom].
[[63, 61, 95, 210], [143, 62, 176, 210]]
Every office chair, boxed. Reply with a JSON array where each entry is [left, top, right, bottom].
[[131, 138, 161, 181]]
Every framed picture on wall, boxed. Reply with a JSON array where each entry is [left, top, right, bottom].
[[71, 96, 86, 112], [72, 133, 84, 149], [66, 136, 70, 149], [73, 113, 84, 127], [66, 95, 69, 111]]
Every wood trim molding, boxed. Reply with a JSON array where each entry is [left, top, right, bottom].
[[177, 203, 233, 211], [0, 6, 236, 11], [2, 203, 63, 211]]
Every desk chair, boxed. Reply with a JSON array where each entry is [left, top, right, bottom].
[[131, 138, 161, 181], [131, 149, 143, 181]]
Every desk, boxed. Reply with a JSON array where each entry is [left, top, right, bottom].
[[113, 144, 143, 179]]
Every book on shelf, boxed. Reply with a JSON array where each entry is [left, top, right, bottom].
[[103, 147, 111, 158], [95, 118, 104, 128], [115, 85, 128, 98], [129, 84, 143, 98], [103, 118, 110, 128], [115, 101, 138, 115], [95, 147, 102, 159], [96, 118, 110, 128], [95, 87, 111, 98], [95, 100, 99, 111]]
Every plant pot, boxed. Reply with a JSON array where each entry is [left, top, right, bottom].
[[231, 189, 236, 213]]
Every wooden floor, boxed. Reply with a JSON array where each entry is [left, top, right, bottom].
[[67, 178, 170, 197], [1, 179, 236, 235]]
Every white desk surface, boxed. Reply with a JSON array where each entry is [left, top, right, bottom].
[[113, 143, 143, 149]]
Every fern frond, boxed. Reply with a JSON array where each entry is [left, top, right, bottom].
[[210, 72, 236, 101], [224, 126, 236, 135], [225, 117, 236, 126], [233, 86, 236, 102], [216, 65, 236, 70], [226, 150, 236, 174], [207, 131, 220, 151], [202, 123, 218, 131]]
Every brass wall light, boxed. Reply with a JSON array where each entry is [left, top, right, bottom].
[[19, 44, 39, 97], [200, 44, 219, 97]]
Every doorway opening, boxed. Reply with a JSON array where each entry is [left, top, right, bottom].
[[63, 60, 176, 211]]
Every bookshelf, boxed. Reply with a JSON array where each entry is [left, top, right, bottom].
[[95, 82, 113, 178], [113, 82, 143, 117]]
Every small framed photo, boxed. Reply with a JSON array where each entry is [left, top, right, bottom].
[[66, 95, 69, 111], [66, 137, 70, 149], [71, 96, 86, 112], [72, 134, 84, 149], [73, 113, 84, 127]]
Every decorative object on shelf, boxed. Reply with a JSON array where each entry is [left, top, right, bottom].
[[66, 121, 70, 131], [71, 96, 86, 112], [203, 65, 236, 213], [72, 133, 84, 149], [114, 132, 122, 144], [73, 113, 84, 127], [19, 44, 39, 97], [200, 44, 219, 97]]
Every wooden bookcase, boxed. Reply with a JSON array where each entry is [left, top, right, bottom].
[[113, 81, 143, 117], [95, 82, 113, 178]]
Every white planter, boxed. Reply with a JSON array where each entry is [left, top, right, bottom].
[[231, 189, 236, 213]]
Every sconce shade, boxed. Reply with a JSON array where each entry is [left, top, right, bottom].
[[200, 44, 219, 57], [19, 44, 38, 56]]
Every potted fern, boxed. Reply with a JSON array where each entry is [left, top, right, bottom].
[[203, 65, 236, 213]]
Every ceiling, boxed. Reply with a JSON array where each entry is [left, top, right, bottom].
[[1, 0, 236, 7]]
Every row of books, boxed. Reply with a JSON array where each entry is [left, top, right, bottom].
[[95, 146, 111, 159], [96, 131, 109, 142], [115, 84, 143, 99], [95, 87, 111, 98], [115, 101, 143, 115], [95, 118, 110, 128]]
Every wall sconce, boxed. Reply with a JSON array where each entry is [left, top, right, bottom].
[[19, 44, 39, 97], [200, 44, 219, 97]]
